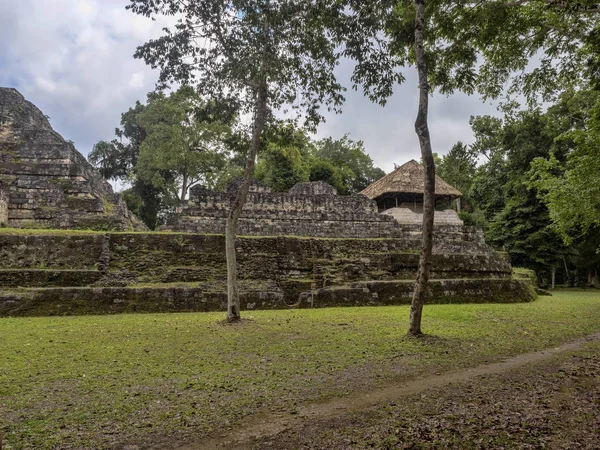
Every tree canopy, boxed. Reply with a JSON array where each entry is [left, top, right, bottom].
[[135, 86, 235, 201]]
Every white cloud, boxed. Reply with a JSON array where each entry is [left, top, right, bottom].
[[0, 0, 502, 173], [0, 0, 172, 154], [129, 72, 145, 89]]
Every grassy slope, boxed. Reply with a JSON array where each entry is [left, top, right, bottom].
[[1, 290, 599, 449]]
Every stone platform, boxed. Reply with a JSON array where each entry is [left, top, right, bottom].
[[0, 231, 535, 316], [0, 88, 144, 230]]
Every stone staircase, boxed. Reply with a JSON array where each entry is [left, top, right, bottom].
[[0, 230, 535, 316]]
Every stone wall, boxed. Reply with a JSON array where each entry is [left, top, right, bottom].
[[382, 206, 463, 226], [0, 231, 535, 316], [0, 87, 145, 231], [0, 183, 8, 226], [169, 179, 407, 238]]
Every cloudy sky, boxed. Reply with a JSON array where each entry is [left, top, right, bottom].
[[0, 0, 501, 175]]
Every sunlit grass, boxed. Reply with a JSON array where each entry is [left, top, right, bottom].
[[1, 290, 599, 449]]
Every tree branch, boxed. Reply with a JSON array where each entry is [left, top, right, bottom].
[[501, 0, 600, 13]]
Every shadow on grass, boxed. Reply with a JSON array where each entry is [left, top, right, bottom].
[[216, 317, 256, 327], [400, 333, 464, 349]]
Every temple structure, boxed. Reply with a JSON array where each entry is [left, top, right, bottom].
[[166, 178, 405, 238], [0, 90, 535, 316], [0, 87, 145, 230], [361, 160, 463, 225]]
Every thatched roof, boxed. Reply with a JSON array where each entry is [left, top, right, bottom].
[[360, 160, 462, 200]]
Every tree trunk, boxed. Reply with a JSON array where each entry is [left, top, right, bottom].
[[588, 268, 600, 288], [225, 81, 268, 322], [563, 255, 573, 287], [181, 173, 188, 202], [409, 0, 435, 336], [551, 267, 556, 289]]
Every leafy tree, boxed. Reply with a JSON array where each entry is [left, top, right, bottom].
[[436, 141, 479, 220], [89, 99, 170, 229], [437, 142, 476, 195], [365, 0, 600, 332], [255, 128, 385, 195], [127, 0, 373, 322], [487, 185, 566, 288], [255, 122, 312, 192], [572, 230, 600, 288], [307, 158, 348, 194], [136, 86, 234, 201], [469, 90, 600, 286], [312, 135, 385, 193], [255, 143, 308, 192], [530, 94, 600, 246]]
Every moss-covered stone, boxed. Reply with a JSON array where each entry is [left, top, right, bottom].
[[0, 231, 535, 316]]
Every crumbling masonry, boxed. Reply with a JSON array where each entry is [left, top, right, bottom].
[[0, 88, 144, 230], [0, 88, 535, 315]]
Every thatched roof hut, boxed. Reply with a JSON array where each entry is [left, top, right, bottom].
[[360, 160, 462, 212]]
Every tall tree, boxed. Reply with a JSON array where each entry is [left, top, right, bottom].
[[136, 86, 234, 201], [89, 100, 168, 229], [469, 89, 599, 286], [354, 0, 600, 334], [406, 0, 435, 335], [437, 142, 477, 195], [255, 143, 308, 192], [128, 0, 356, 322], [530, 93, 600, 246], [312, 135, 385, 193]]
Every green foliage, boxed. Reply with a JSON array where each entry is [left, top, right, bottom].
[[88, 98, 167, 229], [380, 1, 600, 104], [437, 142, 476, 195], [255, 143, 308, 192], [312, 135, 385, 193], [467, 98, 586, 282], [126, 0, 367, 130], [308, 158, 348, 194], [487, 192, 565, 286], [254, 123, 385, 195], [530, 97, 600, 243], [135, 86, 234, 201], [458, 209, 486, 228]]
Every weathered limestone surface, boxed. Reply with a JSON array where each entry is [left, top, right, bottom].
[[0, 232, 535, 316], [167, 179, 404, 238], [0, 88, 145, 230], [382, 206, 463, 225], [0, 183, 8, 226]]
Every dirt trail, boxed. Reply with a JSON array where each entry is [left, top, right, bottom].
[[178, 331, 600, 450]]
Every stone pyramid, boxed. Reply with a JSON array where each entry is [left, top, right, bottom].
[[0, 87, 145, 230]]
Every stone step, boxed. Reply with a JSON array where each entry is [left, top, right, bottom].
[[0, 269, 103, 287], [0, 278, 534, 317]]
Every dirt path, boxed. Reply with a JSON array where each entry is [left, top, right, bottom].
[[177, 331, 600, 450]]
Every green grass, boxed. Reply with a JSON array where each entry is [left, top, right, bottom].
[[1, 290, 599, 449]]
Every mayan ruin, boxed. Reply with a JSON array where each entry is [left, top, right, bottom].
[[4, 2, 600, 449], [0, 88, 145, 231], [0, 89, 536, 317]]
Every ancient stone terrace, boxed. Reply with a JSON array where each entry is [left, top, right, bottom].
[[168, 179, 407, 238], [0, 90, 535, 316], [0, 88, 144, 230], [0, 231, 535, 316]]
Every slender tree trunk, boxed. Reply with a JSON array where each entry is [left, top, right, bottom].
[[588, 268, 600, 288], [181, 173, 188, 202], [551, 267, 556, 289], [562, 255, 572, 287], [409, 0, 435, 336], [225, 81, 268, 322]]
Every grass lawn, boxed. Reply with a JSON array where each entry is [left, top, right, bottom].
[[1, 289, 599, 449]]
